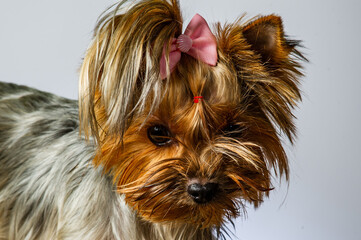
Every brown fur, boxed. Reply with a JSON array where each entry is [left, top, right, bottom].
[[79, 0, 305, 231]]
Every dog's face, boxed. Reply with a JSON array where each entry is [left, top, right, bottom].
[[79, 0, 304, 228]]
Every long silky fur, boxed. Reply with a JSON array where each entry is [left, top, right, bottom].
[[0, 82, 214, 240], [0, 0, 305, 239], [79, 0, 183, 143]]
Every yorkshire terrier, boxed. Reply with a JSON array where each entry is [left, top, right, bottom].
[[0, 0, 305, 239]]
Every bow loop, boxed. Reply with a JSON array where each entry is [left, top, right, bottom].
[[160, 14, 217, 79]]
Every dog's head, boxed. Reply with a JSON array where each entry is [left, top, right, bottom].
[[79, 0, 305, 229]]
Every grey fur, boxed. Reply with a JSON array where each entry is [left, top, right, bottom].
[[0, 82, 214, 240]]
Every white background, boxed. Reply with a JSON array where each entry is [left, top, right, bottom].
[[1, 0, 360, 239]]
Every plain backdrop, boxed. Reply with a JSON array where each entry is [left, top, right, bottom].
[[1, 0, 360, 239]]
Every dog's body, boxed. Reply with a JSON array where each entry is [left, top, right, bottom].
[[0, 0, 305, 239], [0, 82, 212, 240]]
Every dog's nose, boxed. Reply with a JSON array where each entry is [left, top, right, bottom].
[[187, 182, 218, 204]]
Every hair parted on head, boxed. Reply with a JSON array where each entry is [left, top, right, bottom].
[[79, 0, 183, 143], [79, 0, 305, 147]]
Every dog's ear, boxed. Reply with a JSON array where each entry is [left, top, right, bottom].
[[217, 15, 306, 142], [79, 0, 182, 143], [242, 15, 295, 65]]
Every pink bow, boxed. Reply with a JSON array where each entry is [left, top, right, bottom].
[[160, 14, 218, 79]]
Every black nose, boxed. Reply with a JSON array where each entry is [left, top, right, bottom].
[[187, 183, 218, 204]]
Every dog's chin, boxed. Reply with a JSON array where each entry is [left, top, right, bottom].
[[125, 200, 239, 228], [120, 183, 242, 228]]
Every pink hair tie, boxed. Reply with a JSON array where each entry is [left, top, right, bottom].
[[160, 14, 218, 79]]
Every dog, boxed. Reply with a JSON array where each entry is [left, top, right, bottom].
[[0, 0, 305, 239]]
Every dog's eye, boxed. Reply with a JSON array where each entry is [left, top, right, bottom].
[[147, 125, 172, 146], [222, 124, 243, 138]]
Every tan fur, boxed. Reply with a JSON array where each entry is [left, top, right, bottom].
[[79, 0, 305, 232]]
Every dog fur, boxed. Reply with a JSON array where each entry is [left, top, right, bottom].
[[0, 0, 305, 239]]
